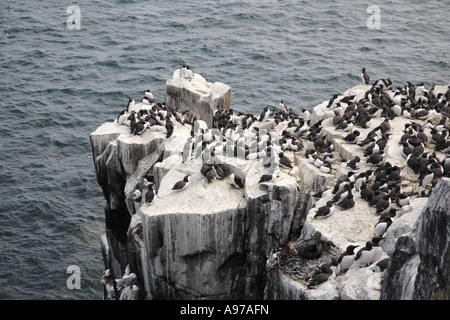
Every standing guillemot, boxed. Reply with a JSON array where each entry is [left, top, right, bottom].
[[337, 244, 359, 273], [117, 97, 135, 125], [180, 64, 194, 80], [279, 99, 288, 112], [355, 241, 375, 267], [302, 108, 310, 121], [374, 215, 393, 237], [145, 89, 154, 101], [361, 67, 370, 85], [326, 93, 340, 109], [145, 183, 155, 204], [392, 90, 402, 105], [172, 174, 190, 191], [259, 106, 270, 122]]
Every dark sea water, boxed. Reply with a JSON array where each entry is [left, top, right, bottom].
[[0, 0, 448, 300]]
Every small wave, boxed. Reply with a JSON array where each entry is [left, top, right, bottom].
[[94, 59, 121, 68]]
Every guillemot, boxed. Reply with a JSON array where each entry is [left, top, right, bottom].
[[355, 241, 375, 267], [361, 67, 370, 85], [337, 244, 359, 273], [314, 201, 335, 219], [172, 174, 190, 191]]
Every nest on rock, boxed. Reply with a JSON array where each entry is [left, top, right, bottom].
[[267, 238, 341, 284]]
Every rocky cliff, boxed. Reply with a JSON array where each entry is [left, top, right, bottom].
[[91, 69, 449, 300]]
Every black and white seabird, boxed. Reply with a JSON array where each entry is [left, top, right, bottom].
[[419, 169, 434, 190], [340, 95, 356, 104], [279, 99, 288, 112], [355, 241, 375, 267], [308, 259, 338, 289], [343, 130, 361, 144], [367, 150, 386, 166], [332, 183, 353, 203], [302, 108, 310, 121], [308, 272, 333, 289], [230, 173, 245, 189], [337, 245, 359, 273], [359, 181, 374, 201], [338, 192, 355, 209], [172, 174, 190, 191], [332, 172, 355, 194], [206, 167, 217, 183], [374, 216, 393, 237], [258, 166, 280, 183], [375, 194, 391, 214], [320, 162, 332, 173], [347, 156, 361, 170], [326, 94, 340, 109], [278, 152, 293, 168], [259, 106, 270, 122], [314, 201, 335, 219], [145, 183, 155, 204], [336, 120, 353, 132], [368, 258, 390, 273], [144, 89, 154, 101], [379, 118, 391, 134], [361, 67, 370, 85]]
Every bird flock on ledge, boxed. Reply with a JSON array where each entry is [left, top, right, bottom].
[[269, 68, 449, 291], [114, 66, 449, 294]]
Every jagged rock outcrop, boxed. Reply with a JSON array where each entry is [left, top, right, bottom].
[[263, 83, 450, 300], [165, 69, 231, 128], [381, 177, 449, 300], [91, 70, 298, 299], [91, 70, 449, 300]]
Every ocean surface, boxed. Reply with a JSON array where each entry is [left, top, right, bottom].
[[0, 0, 448, 300]]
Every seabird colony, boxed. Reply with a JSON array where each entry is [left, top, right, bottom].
[[112, 66, 450, 294], [295, 71, 449, 289]]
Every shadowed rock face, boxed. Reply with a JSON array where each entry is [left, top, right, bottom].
[[413, 178, 450, 300], [380, 178, 450, 300]]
